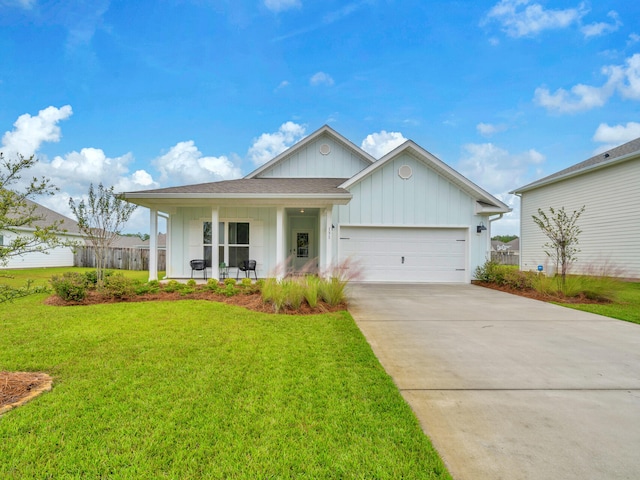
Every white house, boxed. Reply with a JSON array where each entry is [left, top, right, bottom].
[[1, 199, 85, 269], [123, 126, 511, 283], [512, 137, 640, 279]]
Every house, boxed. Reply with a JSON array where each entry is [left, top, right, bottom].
[[512, 137, 640, 279], [122, 126, 511, 282], [0, 199, 84, 269]]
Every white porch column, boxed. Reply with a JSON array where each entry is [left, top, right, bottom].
[[276, 207, 284, 280], [325, 207, 333, 274], [211, 207, 219, 280], [149, 208, 158, 281], [162, 213, 170, 279]]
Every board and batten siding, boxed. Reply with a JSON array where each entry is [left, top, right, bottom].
[[169, 206, 275, 278], [257, 135, 370, 178], [520, 158, 640, 278], [335, 152, 489, 279]]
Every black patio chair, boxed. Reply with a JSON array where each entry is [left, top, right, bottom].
[[190, 259, 207, 280], [236, 259, 257, 280]]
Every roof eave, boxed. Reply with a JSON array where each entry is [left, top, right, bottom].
[[512, 149, 640, 194]]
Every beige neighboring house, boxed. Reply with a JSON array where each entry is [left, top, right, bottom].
[[512, 137, 640, 279], [1, 199, 85, 269]]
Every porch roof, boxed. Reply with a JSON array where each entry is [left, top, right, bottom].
[[121, 178, 352, 208]]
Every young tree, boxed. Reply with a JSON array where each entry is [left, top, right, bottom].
[[0, 153, 73, 302], [532, 205, 585, 287], [69, 183, 137, 285], [0, 153, 71, 265]]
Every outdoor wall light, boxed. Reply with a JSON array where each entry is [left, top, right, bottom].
[[476, 222, 487, 234]]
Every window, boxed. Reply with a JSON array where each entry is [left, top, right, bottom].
[[203, 221, 250, 268]]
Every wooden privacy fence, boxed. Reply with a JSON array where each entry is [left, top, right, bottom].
[[491, 252, 519, 266], [74, 247, 166, 271]]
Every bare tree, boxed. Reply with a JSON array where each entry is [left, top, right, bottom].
[[532, 205, 585, 287], [69, 183, 137, 285]]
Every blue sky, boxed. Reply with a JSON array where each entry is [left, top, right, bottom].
[[1, 0, 639, 235]]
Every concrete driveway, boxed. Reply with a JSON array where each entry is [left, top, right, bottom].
[[347, 283, 640, 480]]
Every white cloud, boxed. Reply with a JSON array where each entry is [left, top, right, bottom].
[[276, 80, 290, 91], [581, 10, 621, 38], [458, 142, 544, 195], [628, 33, 640, 45], [248, 122, 306, 166], [360, 131, 407, 159], [534, 53, 640, 113], [153, 141, 242, 185], [458, 142, 546, 236], [310, 71, 334, 86], [592, 122, 640, 152], [1, 105, 73, 157], [483, 0, 587, 38], [264, 0, 301, 13], [477, 122, 508, 136]]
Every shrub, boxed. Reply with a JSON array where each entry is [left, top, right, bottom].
[[224, 277, 237, 287], [241, 277, 252, 287], [84, 269, 114, 287], [474, 260, 514, 285], [50, 272, 88, 302], [186, 279, 197, 288], [206, 279, 221, 292], [135, 280, 160, 295], [503, 269, 535, 290], [223, 283, 238, 297], [163, 280, 183, 293], [103, 274, 136, 299]]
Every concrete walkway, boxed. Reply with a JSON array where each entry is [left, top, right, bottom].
[[347, 283, 640, 480]]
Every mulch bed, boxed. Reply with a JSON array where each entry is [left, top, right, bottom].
[[43, 289, 347, 315], [0, 371, 52, 415], [472, 281, 609, 304]]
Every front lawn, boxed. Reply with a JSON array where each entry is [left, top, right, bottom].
[[0, 293, 450, 478], [558, 281, 640, 325]]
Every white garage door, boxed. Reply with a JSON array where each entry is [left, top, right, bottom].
[[339, 227, 467, 282]]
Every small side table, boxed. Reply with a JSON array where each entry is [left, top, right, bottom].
[[219, 263, 229, 280]]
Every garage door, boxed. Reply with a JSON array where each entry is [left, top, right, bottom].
[[338, 227, 467, 282]]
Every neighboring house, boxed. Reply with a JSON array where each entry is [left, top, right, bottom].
[[123, 126, 511, 282], [512, 137, 640, 279], [0, 199, 84, 269]]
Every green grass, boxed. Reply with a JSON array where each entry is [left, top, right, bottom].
[[559, 281, 640, 325], [0, 292, 450, 478]]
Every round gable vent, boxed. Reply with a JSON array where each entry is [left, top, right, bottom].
[[319, 143, 331, 155], [398, 165, 413, 179]]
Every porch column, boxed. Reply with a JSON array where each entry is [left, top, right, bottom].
[[325, 207, 333, 275], [211, 207, 219, 280], [276, 207, 284, 280], [149, 208, 158, 281], [162, 212, 170, 279]]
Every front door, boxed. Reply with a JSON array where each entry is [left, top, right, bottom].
[[292, 229, 314, 272]]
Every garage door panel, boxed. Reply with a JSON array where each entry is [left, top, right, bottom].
[[339, 227, 467, 283]]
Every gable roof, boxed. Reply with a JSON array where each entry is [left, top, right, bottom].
[[122, 178, 352, 208], [244, 125, 376, 179], [340, 140, 511, 214], [7, 199, 83, 236], [512, 136, 640, 194]]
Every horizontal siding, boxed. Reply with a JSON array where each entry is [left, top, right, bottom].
[[258, 135, 369, 178], [520, 159, 640, 278], [0, 232, 76, 269]]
